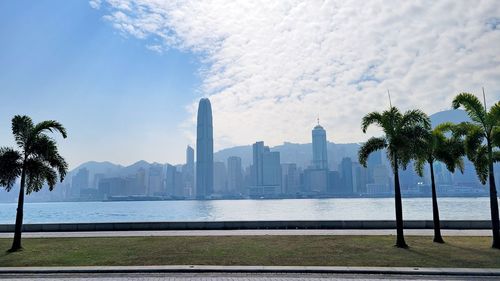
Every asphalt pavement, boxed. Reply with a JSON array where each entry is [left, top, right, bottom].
[[1, 272, 499, 280]]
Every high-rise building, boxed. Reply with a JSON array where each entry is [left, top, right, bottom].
[[213, 161, 227, 194], [166, 164, 184, 197], [250, 141, 281, 196], [71, 168, 89, 198], [98, 177, 126, 198], [252, 141, 267, 186], [182, 145, 195, 197], [281, 163, 300, 195], [196, 98, 214, 198], [165, 164, 177, 196], [263, 151, 281, 191], [227, 156, 243, 195], [93, 173, 105, 189], [340, 157, 353, 194], [303, 169, 328, 193], [312, 121, 328, 169], [328, 170, 341, 194], [366, 164, 390, 195], [352, 162, 367, 194], [136, 168, 147, 195], [148, 164, 163, 196]]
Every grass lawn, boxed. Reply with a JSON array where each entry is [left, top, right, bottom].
[[1, 235, 499, 268]]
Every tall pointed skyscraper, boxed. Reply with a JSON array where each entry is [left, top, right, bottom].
[[196, 98, 214, 198], [312, 119, 328, 170]]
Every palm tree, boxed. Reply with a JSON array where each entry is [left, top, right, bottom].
[[452, 93, 500, 248], [359, 106, 430, 248], [0, 115, 68, 252], [414, 123, 465, 243]]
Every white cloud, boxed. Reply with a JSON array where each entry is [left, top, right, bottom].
[[89, 0, 101, 9], [95, 0, 500, 149]]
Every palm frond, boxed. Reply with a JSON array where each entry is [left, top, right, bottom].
[[0, 147, 22, 191], [464, 127, 485, 160], [433, 125, 465, 173], [361, 112, 384, 133], [471, 146, 489, 184], [434, 122, 457, 134], [400, 109, 431, 130], [30, 135, 68, 182], [413, 158, 427, 177], [452, 93, 487, 126], [33, 120, 67, 139], [24, 158, 58, 194], [11, 115, 34, 149], [489, 101, 500, 127], [358, 137, 387, 167]]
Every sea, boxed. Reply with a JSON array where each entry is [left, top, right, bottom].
[[0, 197, 494, 224]]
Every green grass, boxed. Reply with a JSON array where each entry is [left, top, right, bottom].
[[1, 236, 499, 268]]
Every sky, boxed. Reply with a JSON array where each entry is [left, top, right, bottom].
[[0, 0, 499, 169]]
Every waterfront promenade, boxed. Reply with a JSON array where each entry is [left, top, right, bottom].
[[0, 229, 491, 238]]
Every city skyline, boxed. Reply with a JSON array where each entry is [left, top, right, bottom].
[[0, 1, 499, 168], [1, 105, 495, 203]]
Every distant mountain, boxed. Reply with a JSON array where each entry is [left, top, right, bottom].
[[429, 109, 469, 128], [120, 160, 152, 176], [67, 161, 123, 180]]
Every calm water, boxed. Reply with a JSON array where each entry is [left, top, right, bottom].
[[0, 197, 494, 224]]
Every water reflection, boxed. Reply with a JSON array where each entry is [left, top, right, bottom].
[[0, 197, 493, 224]]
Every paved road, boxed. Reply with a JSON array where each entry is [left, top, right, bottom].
[[1, 273, 499, 280], [0, 229, 491, 238]]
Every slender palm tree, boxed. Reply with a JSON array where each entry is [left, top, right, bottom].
[[0, 115, 68, 252], [414, 122, 465, 243], [452, 93, 500, 249], [359, 106, 430, 248]]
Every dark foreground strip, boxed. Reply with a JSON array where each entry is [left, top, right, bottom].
[[1, 266, 500, 277], [0, 220, 493, 233]]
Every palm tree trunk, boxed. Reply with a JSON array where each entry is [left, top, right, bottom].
[[9, 166, 26, 252], [393, 158, 408, 248], [429, 161, 444, 243], [488, 143, 500, 249]]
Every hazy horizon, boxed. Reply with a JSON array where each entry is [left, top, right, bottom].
[[1, 1, 499, 169]]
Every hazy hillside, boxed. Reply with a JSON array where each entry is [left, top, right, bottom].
[[430, 109, 469, 127]]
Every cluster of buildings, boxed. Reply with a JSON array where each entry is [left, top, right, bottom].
[[61, 98, 491, 201]]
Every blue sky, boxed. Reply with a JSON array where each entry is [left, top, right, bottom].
[[0, 0, 201, 168], [1, 1, 499, 169]]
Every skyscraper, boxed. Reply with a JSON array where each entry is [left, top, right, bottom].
[[340, 157, 353, 194], [252, 141, 267, 186], [213, 161, 228, 194], [250, 141, 281, 196], [186, 145, 194, 172], [312, 121, 328, 169], [147, 164, 163, 196], [196, 98, 214, 198], [71, 168, 89, 198], [183, 145, 195, 196], [227, 156, 243, 194], [281, 163, 300, 195]]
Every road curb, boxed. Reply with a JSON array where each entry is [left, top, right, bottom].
[[1, 265, 500, 276]]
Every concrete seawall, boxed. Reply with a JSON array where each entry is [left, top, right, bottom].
[[0, 220, 493, 233]]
